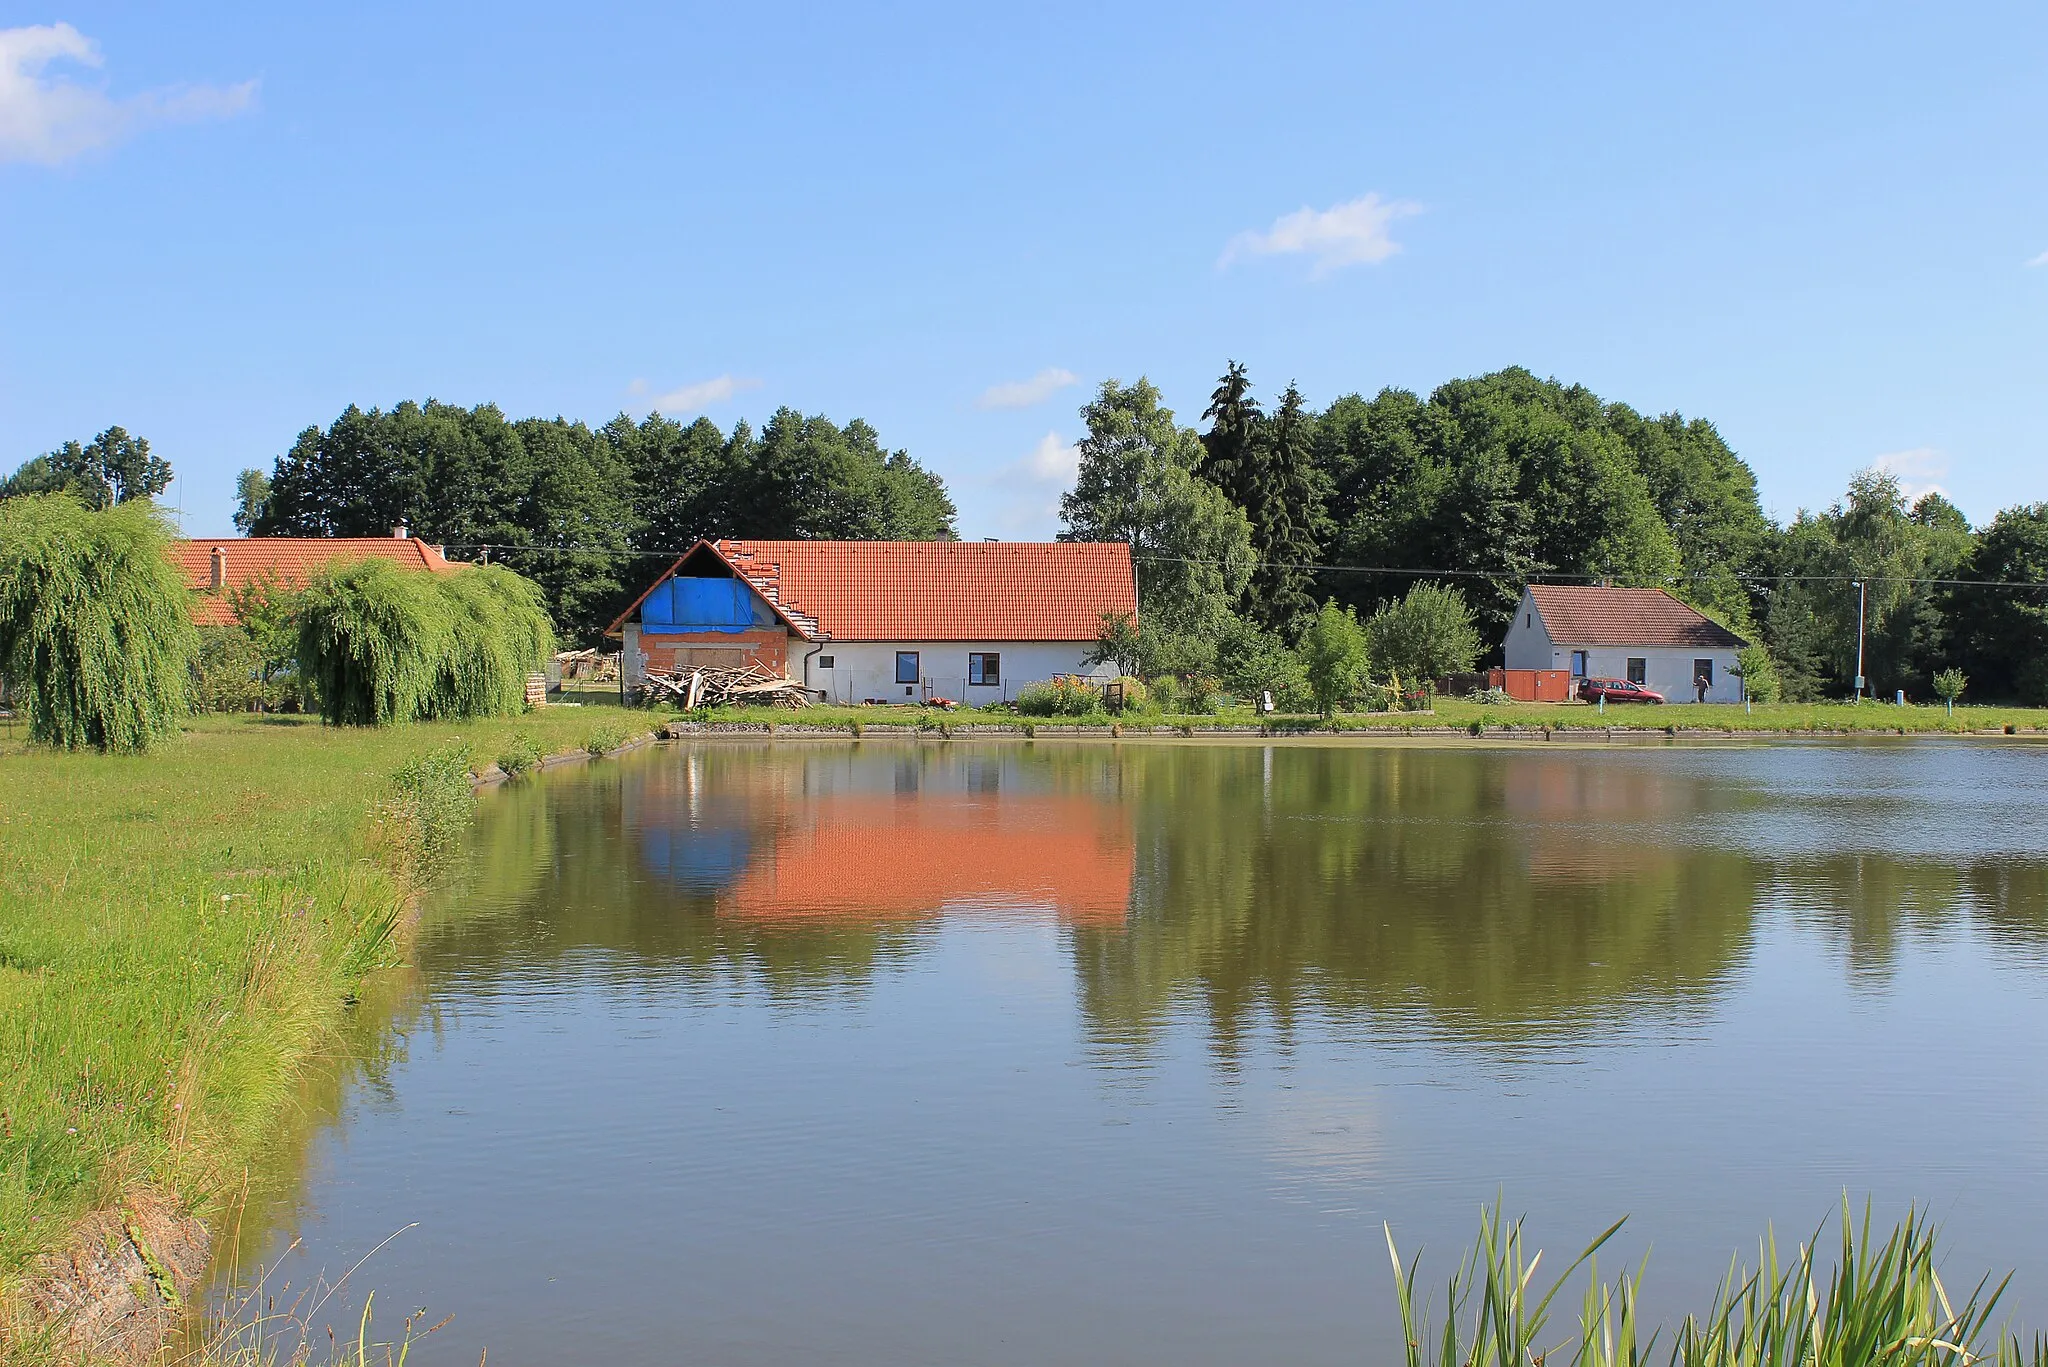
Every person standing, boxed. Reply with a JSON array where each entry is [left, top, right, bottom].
[[1695, 671, 1710, 703]]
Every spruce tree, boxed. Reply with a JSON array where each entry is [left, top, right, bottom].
[[1197, 364, 1326, 637], [1252, 382, 1327, 636], [1197, 361, 1263, 507]]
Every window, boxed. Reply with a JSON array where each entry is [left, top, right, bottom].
[[1570, 650, 1588, 678], [1526, 613, 1532, 629], [1626, 657, 1647, 685], [968, 652, 1000, 686], [1694, 659, 1713, 686], [816, 655, 835, 670], [895, 651, 920, 684]]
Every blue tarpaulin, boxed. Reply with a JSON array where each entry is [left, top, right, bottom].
[[641, 576, 760, 634]]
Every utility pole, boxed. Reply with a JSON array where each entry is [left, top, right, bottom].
[[1852, 578, 1867, 701]]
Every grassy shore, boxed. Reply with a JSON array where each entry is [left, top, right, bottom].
[[0, 705, 659, 1332], [673, 695, 2048, 735]]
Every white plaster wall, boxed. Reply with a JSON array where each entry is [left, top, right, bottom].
[[801, 641, 1113, 704], [1526, 642, 1744, 702], [1502, 590, 1556, 670]]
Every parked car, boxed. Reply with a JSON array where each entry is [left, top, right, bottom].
[[1578, 677, 1665, 704]]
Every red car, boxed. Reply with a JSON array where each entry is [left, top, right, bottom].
[[1579, 677, 1665, 704]]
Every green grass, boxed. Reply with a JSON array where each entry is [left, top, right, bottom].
[[1390, 1198, 2044, 1367], [0, 708, 659, 1316]]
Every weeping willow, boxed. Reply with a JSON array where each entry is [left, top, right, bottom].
[[296, 559, 554, 726], [0, 493, 197, 752]]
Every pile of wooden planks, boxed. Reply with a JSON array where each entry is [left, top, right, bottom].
[[556, 648, 620, 682], [641, 665, 811, 709]]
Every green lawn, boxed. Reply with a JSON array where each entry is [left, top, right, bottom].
[[0, 707, 661, 1305]]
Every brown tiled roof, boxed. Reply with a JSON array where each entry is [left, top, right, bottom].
[[1527, 585, 1748, 649], [612, 539, 1138, 642], [174, 537, 453, 625]]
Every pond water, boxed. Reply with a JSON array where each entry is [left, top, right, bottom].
[[214, 739, 2048, 1365]]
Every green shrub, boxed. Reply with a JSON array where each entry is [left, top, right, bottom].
[[0, 493, 196, 752], [496, 733, 544, 778], [193, 624, 266, 713], [1299, 600, 1369, 717], [1178, 675, 1223, 715], [1017, 676, 1100, 716], [1365, 581, 1482, 683], [296, 560, 553, 726], [1737, 644, 1782, 703], [584, 722, 631, 756], [387, 741, 475, 874]]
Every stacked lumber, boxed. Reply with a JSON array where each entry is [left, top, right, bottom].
[[555, 648, 621, 682], [641, 665, 811, 709]]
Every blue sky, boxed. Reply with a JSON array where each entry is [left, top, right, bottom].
[[3, 2, 2045, 542]]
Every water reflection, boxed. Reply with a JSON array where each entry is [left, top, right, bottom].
[[208, 739, 2048, 1367], [432, 741, 2048, 1043]]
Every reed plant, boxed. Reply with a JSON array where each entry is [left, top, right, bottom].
[[1388, 1198, 2045, 1367], [0, 493, 196, 752]]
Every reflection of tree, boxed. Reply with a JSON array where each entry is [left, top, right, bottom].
[[422, 741, 2048, 1044], [1071, 746, 1765, 1057], [1778, 856, 2048, 985]]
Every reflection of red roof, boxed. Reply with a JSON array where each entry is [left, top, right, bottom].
[[174, 538, 453, 625], [725, 796, 1133, 926], [1528, 586, 1746, 649], [686, 540, 1138, 642]]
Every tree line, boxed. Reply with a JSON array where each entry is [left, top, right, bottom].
[[234, 401, 956, 642], [1059, 365, 2048, 705], [6, 370, 2046, 702]]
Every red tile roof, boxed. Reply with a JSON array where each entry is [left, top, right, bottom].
[[1527, 585, 1748, 649], [613, 539, 1138, 642], [174, 537, 453, 625]]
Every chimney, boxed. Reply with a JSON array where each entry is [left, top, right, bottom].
[[209, 545, 227, 591], [393, 522, 409, 540]]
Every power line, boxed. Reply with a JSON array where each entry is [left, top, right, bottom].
[[431, 541, 2048, 592]]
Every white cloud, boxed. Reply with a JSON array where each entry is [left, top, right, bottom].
[[637, 374, 761, 413], [1872, 447, 1951, 501], [2028, 249, 2048, 268], [980, 431, 1079, 536], [0, 23, 255, 165], [1220, 192, 1422, 277], [1021, 430, 1079, 482], [975, 367, 1080, 411]]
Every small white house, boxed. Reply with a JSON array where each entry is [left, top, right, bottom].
[[607, 538, 1137, 703], [1503, 585, 1749, 703]]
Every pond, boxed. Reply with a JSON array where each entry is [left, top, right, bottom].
[[212, 739, 2048, 1365]]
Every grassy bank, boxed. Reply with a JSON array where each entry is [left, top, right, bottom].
[[0, 707, 658, 1337], [671, 696, 2048, 736]]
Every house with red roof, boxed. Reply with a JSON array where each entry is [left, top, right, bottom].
[[606, 539, 1138, 703], [1503, 584, 1750, 702], [174, 531, 454, 626]]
